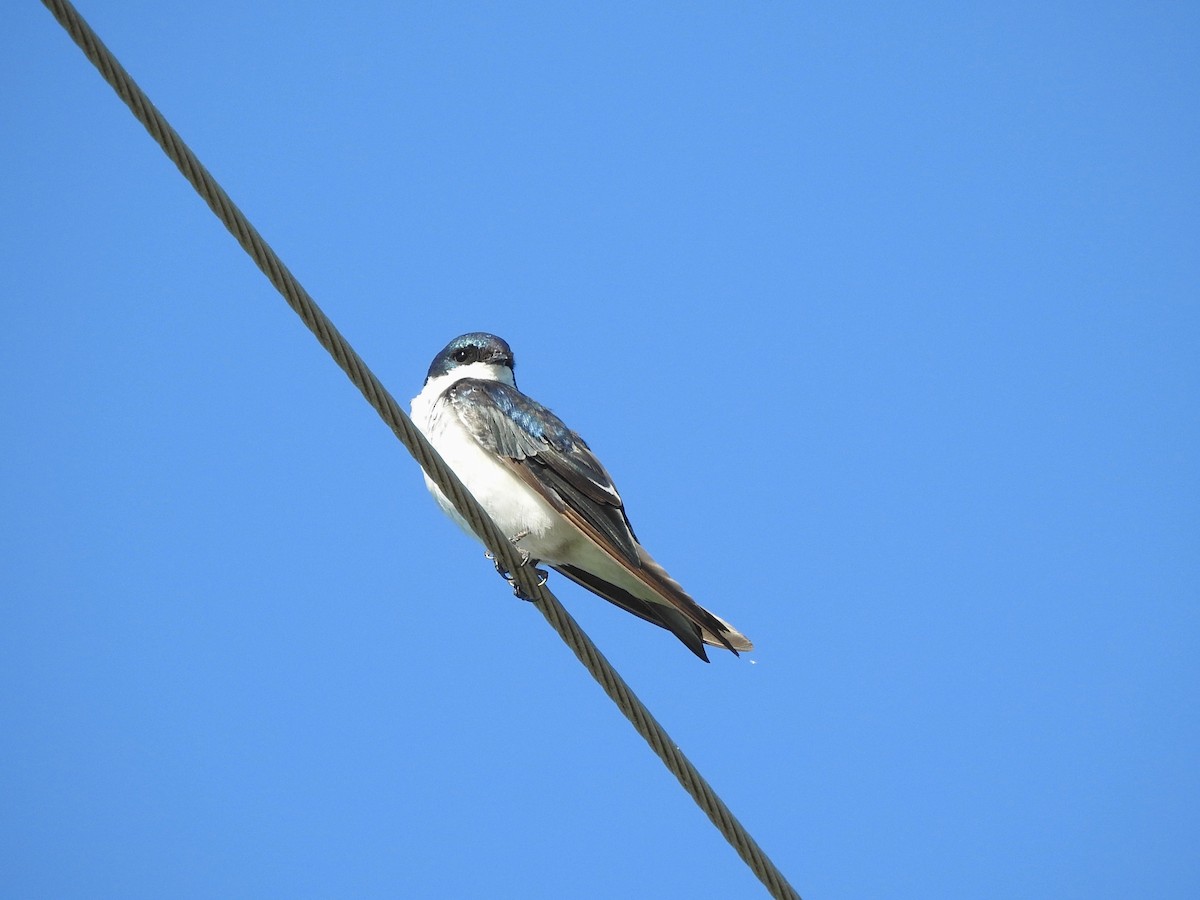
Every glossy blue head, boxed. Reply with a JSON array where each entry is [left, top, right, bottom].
[[426, 332, 516, 383]]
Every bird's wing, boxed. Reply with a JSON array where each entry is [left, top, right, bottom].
[[445, 378, 640, 560], [443, 378, 752, 658]]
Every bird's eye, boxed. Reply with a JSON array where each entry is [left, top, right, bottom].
[[453, 346, 473, 363]]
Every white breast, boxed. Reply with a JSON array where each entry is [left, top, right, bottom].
[[410, 367, 575, 561]]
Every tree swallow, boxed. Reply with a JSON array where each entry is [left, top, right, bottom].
[[410, 332, 753, 661]]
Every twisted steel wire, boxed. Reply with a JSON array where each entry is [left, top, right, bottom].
[[39, 3, 801, 897]]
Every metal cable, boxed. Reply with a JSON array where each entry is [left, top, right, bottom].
[[39, 3, 801, 897]]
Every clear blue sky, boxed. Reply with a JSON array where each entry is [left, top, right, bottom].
[[3, 3, 1197, 897]]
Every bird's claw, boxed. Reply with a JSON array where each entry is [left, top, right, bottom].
[[485, 549, 510, 580], [511, 566, 549, 602], [485, 549, 547, 601]]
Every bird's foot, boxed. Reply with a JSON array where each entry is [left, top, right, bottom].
[[511, 565, 549, 601], [485, 549, 511, 580], [485, 548, 548, 601], [485, 545, 532, 579]]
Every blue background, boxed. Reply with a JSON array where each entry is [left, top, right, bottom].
[[3, 3, 1197, 897]]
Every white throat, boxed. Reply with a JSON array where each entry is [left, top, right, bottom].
[[411, 360, 515, 431], [432, 360, 514, 390]]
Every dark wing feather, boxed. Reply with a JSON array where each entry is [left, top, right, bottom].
[[446, 379, 640, 561], [444, 378, 751, 657], [552, 564, 710, 661]]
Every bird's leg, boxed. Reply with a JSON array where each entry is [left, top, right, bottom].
[[508, 562, 549, 601], [484, 530, 548, 601], [485, 549, 511, 581], [507, 530, 549, 596]]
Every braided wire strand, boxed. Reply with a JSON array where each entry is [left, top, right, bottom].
[[39, 3, 801, 897]]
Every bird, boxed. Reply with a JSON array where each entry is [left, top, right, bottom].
[[410, 332, 752, 661]]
